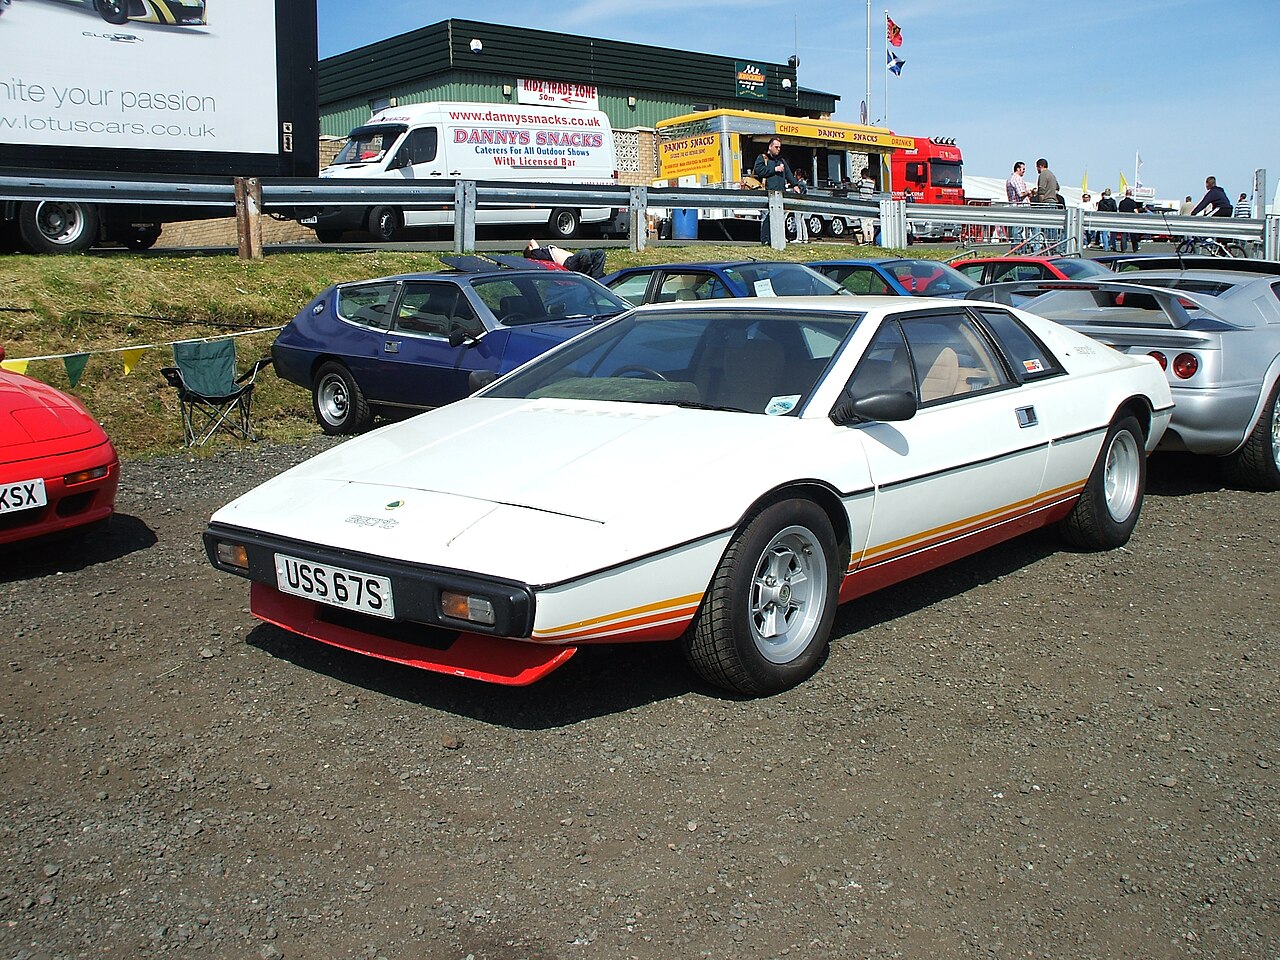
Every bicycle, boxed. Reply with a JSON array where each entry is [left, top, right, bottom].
[[1176, 235, 1248, 258]]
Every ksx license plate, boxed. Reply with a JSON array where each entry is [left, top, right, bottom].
[[0, 478, 47, 516], [274, 554, 395, 619]]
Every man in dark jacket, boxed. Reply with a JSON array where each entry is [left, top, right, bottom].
[[1190, 176, 1233, 217], [1117, 188, 1143, 253], [1096, 188, 1118, 251], [753, 137, 800, 244]]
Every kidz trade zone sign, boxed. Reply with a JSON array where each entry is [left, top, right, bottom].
[[517, 79, 599, 111]]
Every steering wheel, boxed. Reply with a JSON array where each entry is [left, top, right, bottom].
[[613, 365, 669, 381], [501, 313, 529, 325]]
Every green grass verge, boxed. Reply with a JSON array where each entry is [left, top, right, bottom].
[[0, 241, 936, 457]]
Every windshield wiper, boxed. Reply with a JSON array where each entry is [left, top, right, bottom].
[[668, 400, 751, 413]]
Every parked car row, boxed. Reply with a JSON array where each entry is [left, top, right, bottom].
[[13, 252, 1280, 702]]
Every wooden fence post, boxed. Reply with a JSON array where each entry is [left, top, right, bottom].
[[235, 177, 264, 260]]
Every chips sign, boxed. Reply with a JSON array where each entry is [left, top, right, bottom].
[[518, 79, 599, 111], [735, 61, 767, 100]]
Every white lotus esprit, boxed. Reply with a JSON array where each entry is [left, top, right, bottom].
[[204, 297, 1173, 695]]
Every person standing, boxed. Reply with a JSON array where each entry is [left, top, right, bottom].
[[1033, 159, 1061, 242], [792, 168, 810, 243], [1234, 192, 1251, 219], [1005, 161, 1032, 241], [1096, 188, 1118, 252], [753, 137, 800, 245], [1080, 191, 1098, 248], [1117, 187, 1141, 253], [1179, 195, 1195, 215], [1190, 176, 1233, 217]]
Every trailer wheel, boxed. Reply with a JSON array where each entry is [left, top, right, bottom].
[[548, 208, 579, 240], [367, 207, 399, 242], [17, 201, 100, 254], [96, 0, 130, 24], [828, 217, 847, 238]]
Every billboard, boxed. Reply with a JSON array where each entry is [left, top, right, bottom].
[[0, 0, 278, 154], [0, 0, 316, 177]]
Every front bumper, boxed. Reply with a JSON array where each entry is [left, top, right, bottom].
[[0, 442, 118, 546]]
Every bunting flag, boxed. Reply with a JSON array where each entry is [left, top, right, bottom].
[[1, 358, 30, 375], [121, 347, 148, 376], [886, 14, 903, 47], [887, 50, 906, 76], [63, 353, 90, 388]]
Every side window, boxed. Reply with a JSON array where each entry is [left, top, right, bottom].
[[975, 308, 1064, 381], [607, 272, 654, 306], [471, 278, 520, 318], [835, 266, 892, 296], [656, 272, 716, 302], [390, 127, 438, 168], [956, 263, 985, 282], [395, 282, 463, 337], [845, 321, 914, 398], [336, 282, 398, 330], [900, 312, 1010, 404]]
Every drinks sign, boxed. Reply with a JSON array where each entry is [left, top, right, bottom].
[[517, 79, 599, 111]]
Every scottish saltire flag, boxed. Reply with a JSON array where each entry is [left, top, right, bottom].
[[887, 15, 903, 47], [887, 50, 906, 75]]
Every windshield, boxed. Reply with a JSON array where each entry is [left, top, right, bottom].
[[1053, 259, 1114, 279], [484, 308, 864, 415], [332, 124, 408, 165], [929, 160, 964, 188], [722, 263, 849, 297], [471, 273, 631, 325], [885, 259, 979, 295]]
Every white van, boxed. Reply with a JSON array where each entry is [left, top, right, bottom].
[[305, 101, 621, 242]]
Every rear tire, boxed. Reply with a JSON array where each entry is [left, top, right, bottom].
[[96, 0, 130, 24], [366, 206, 399, 242], [1222, 378, 1280, 490], [1059, 415, 1146, 549], [548, 208, 579, 240], [312, 361, 373, 434], [684, 499, 839, 696], [17, 201, 99, 254]]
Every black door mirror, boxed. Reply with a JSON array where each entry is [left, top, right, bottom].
[[468, 369, 500, 393], [830, 390, 917, 426]]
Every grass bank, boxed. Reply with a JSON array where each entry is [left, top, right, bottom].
[[0, 241, 923, 457]]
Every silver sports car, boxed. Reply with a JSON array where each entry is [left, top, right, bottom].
[[969, 269, 1280, 489]]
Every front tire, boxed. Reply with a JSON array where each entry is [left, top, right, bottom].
[[548, 208, 579, 240], [96, 0, 130, 24], [312, 362, 373, 435], [1059, 415, 1146, 549], [366, 206, 399, 242], [17, 201, 99, 254], [1222, 378, 1280, 490], [685, 499, 840, 696]]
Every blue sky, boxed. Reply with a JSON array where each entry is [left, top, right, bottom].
[[317, 0, 1280, 205]]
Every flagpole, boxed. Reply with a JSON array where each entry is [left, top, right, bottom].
[[884, 9, 890, 124], [865, 0, 871, 125]]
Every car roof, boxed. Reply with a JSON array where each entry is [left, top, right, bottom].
[[338, 268, 570, 285]]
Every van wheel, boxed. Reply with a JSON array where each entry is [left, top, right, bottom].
[[367, 207, 399, 242], [548, 208, 579, 240]]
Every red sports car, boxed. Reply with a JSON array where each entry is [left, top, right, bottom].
[[0, 346, 119, 546], [951, 256, 1114, 285]]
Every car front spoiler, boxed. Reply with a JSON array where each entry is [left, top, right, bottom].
[[251, 582, 577, 686]]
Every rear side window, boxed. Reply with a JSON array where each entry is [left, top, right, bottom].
[[975, 308, 1064, 381], [336, 282, 398, 330]]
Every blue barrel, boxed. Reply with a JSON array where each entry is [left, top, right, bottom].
[[671, 207, 698, 240]]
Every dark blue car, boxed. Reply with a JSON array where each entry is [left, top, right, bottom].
[[805, 258, 979, 298], [273, 266, 631, 433], [600, 260, 847, 305]]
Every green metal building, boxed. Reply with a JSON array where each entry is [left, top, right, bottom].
[[317, 18, 839, 138]]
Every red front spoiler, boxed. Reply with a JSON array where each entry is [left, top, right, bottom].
[[250, 582, 577, 686]]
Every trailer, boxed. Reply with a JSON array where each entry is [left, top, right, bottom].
[[0, 0, 317, 253]]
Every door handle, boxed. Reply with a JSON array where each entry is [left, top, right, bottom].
[[1015, 405, 1038, 428], [383, 340, 401, 354]]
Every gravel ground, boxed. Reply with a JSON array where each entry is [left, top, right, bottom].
[[1, 438, 1276, 960]]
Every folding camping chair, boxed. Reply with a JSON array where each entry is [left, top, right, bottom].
[[160, 339, 273, 446]]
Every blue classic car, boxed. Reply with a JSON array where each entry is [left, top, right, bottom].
[[273, 265, 631, 433], [600, 261, 847, 305], [805, 258, 980, 298]]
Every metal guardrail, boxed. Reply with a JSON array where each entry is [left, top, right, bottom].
[[1, 169, 1275, 258]]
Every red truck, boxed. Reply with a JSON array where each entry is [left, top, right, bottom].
[[891, 136, 964, 240]]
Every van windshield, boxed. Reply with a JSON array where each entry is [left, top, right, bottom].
[[333, 124, 408, 166]]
